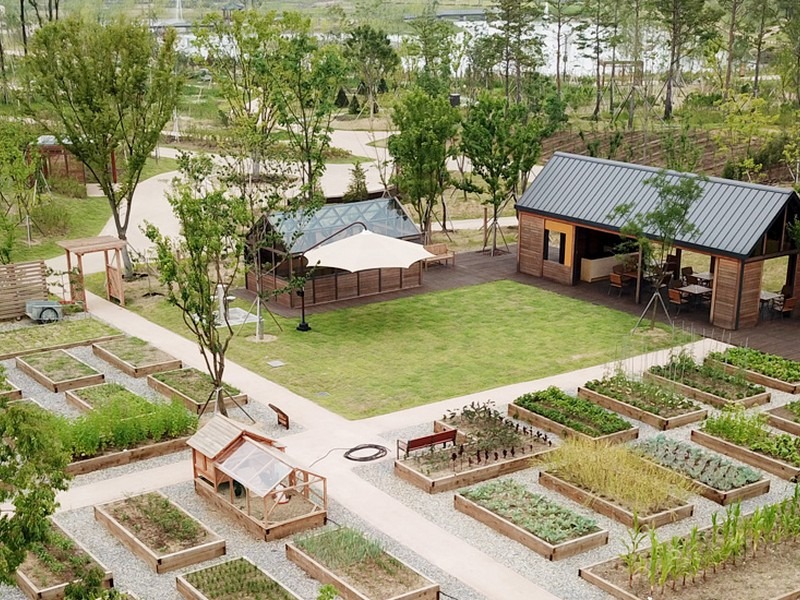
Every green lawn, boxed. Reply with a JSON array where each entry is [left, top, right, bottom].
[[85, 277, 688, 419]]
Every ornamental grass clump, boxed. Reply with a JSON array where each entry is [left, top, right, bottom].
[[702, 407, 800, 466], [295, 527, 389, 572], [543, 438, 695, 515]]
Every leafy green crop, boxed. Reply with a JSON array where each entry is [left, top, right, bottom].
[[650, 351, 765, 400], [709, 347, 800, 383], [585, 373, 698, 417], [702, 408, 800, 466], [514, 386, 632, 436]]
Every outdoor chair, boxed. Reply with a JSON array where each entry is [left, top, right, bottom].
[[608, 272, 626, 297], [781, 284, 793, 298], [686, 275, 700, 286], [772, 296, 797, 319], [681, 266, 693, 284], [668, 288, 690, 315]]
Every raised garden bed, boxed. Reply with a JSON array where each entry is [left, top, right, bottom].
[[16, 349, 104, 393], [0, 318, 122, 360], [93, 337, 181, 378], [176, 557, 301, 600], [637, 435, 769, 505], [707, 347, 800, 394], [509, 386, 638, 443], [580, 490, 800, 600], [0, 365, 22, 400], [95, 491, 225, 573], [148, 368, 247, 414], [646, 353, 769, 409], [287, 527, 439, 600], [65, 382, 155, 412], [580, 373, 706, 430], [765, 401, 800, 436], [455, 479, 608, 560], [538, 439, 695, 529], [15, 521, 114, 600], [394, 401, 555, 493], [67, 436, 192, 476], [693, 409, 800, 481]]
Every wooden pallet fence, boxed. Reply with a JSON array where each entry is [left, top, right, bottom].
[[507, 403, 639, 444], [92, 342, 181, 378], [453, 493, 608, 561], [286, 541, 439, 600], [0, 261, 48, 321], [690, 430, 800, 481], [15, 351, 104, 393], [576, 387, 707, 431], [538, 471, 694, 529], [644, 372, 771, 409], [706, 359, 800, 394], [94, 492, 225, 574]]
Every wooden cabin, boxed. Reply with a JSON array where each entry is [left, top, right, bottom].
[[516, 153, 800, 330], [35, 135, 118, 186], [245, 197, 424, 308], [187, 416, 327, 541]]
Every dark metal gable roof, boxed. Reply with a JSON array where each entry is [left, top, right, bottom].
[[516, 152, 797, 258]]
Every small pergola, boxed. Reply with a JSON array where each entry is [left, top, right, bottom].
[[56, 236, 127, 308], [188, 416, 327, 541]]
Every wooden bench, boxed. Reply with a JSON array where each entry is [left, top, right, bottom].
[[396, 429, 457, 459], [268, 403, 290, 429], [423, 243, 456, 269]]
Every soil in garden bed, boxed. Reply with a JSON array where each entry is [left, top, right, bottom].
[[105, 493, 210, 554], [770, 404, 800, 424], [152, 368, 240, 404], [338, 557, 429, 600], [591, 539, 800, 600], [22, 349, 98, 380], [19, 528, 97, 588], [96, 337, 175, 366]]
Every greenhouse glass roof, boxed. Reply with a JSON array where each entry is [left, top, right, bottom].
[[218, 439, 292, 498], [269, 198, 420, 254]]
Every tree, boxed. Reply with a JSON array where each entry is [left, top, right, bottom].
[[574, 0, 615, 119], [778, 2, 800, 103], [750, 0, 778, 97], [144, 154, 250, 418], [0, 122, 40, 257], [488, 0, 544, 104], [344, 24, 399, 117], [720, 0, 747, 91], [714, 92, 776, 181], [460, 92, 544, 255], [23, 17, 181, 275], [547, 0, 580, 95], [0, 397, 71, 582], [407, 2, 456, 95], [343, 162, 369, 202], [388, 87, 459, 243], [648, 0, 720, 119]]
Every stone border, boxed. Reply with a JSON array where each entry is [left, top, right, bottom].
[[15, 350, 104, 393], [538, 471, 694, 529], [175, 557, 303, 600], [644, 372, 771, 409], [286, 540, 439, 600], [507, 403, 639, 444], [94, 491, 226, 574], [0, 334, 124, 361], [690, 430, 800, 481], [706, 358, 800, 394], [66, 436, 191, 476], [577, 386, 707, 431], [453, 493, 609, 561], [92, 341, 182, 378], [14, 521, 114, 600], [147, 370, 248, 415]]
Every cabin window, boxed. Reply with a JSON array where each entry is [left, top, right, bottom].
[[545, 230, 566, 264]]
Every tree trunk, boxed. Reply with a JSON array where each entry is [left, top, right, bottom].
[[593, 20, 602, 120], [20, 0, 27, 55], [0, 33, 7, 104], [556, 4, 563, 95], [664, 16, 679, 120], [724, 0, 739, 92], [753, 1, 767, 97]]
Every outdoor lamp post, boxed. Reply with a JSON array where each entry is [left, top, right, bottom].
[[296, 289, 310, 332]]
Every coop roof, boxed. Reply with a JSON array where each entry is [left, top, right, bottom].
[[268, 197, 420, 254], [187, 415, 281, 460], [217, 438, 295, 498], [516, 152, 799, 259]]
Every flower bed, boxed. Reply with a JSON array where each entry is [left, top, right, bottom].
[[0, 365, 22, 401], [0, 318, 122, 360], [95, 492, 225, 573], [176, 557, 301, 600], [646, 353, 769, 408], [692, 409, 800, 481], [16, 349, 105, 393], [93, 336, 182, 378], [455, 479, 608, 560], [65, 382, 153, 412], [287, 527, 439, 600], [637, 435, 769, 505], [580, 490, 800, 600], [707, 347, 800, 394], [765, 401, 800, 436], [394, 401, 555, 493], [580, 373, 706, 430], [509, 386, 638, 443], [538, 439, 694, 529], [15, 521, 114, 600], [148, 368, 247, 414]]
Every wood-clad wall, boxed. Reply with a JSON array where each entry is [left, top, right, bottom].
[[247, 263, 422, 309], [518, 212, 544, 277], [739, 261, 763, 328], [711, 257, 742, 330], [542, 260, 573, 285], [792, 256, 800, 299], [0, 261, 48, 321]]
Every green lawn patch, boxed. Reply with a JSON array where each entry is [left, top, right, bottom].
[[0, 318, 121, 358], [85, 277, 689, 419]]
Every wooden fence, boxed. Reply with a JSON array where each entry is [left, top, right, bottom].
[[0, 261, 48, 321]]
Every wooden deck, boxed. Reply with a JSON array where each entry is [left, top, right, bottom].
[[238, 245, 800, 361]]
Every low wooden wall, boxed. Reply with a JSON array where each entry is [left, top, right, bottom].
[[66, 436, 191, 476], [92, 343, 182, 378]]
